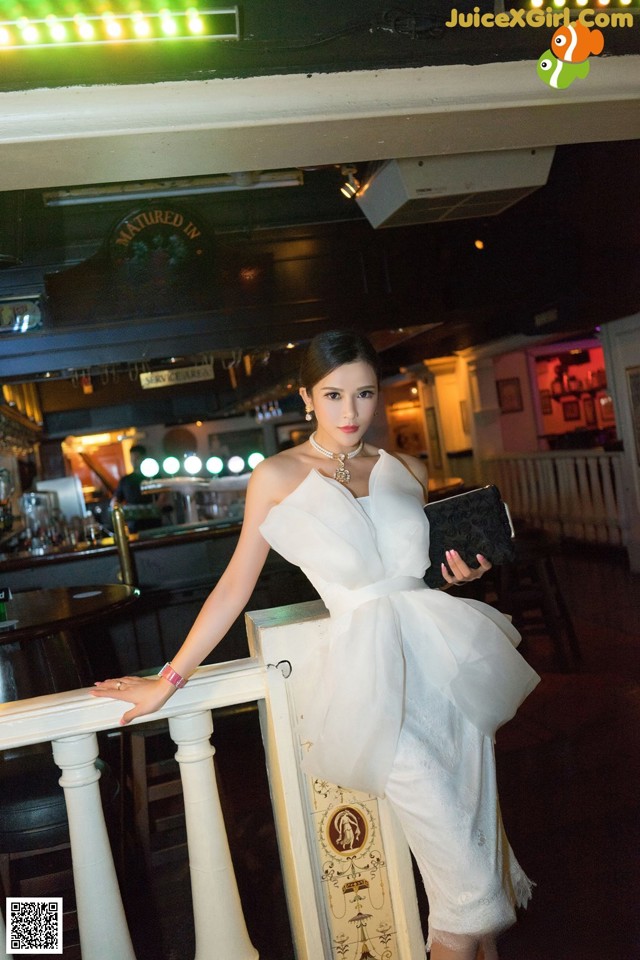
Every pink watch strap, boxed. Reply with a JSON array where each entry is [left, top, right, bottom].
[[158, 662, 187, 689]]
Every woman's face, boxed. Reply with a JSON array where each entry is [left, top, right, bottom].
[[300, 360, 378, 449]]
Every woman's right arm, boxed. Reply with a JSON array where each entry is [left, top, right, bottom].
[[91, 458, 282, 724]]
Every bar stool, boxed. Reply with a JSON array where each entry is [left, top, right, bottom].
[[124, 704, 252, 873], [495, 526, 581, 671], [124, 719, 185, 872]]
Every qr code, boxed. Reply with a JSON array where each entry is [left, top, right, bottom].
[[6, 898, 63, 955]]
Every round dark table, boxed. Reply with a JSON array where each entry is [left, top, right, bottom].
[[0, 584, 138, 702]]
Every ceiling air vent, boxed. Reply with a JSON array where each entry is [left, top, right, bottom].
[[355, 148, 556, 228]]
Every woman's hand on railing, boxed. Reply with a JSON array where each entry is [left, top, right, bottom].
[[90, 676, 176, 725], [441, 550, 492, 587]]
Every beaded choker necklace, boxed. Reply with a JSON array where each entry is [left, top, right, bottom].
[[309, 431, 364, 485]]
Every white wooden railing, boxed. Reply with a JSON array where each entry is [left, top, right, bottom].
[[0, 603, 424, 960], [0, 659, 266, 960], [482, 450, 627, 546]]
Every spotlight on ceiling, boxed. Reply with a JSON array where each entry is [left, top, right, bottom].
[[340, 165, 360, 199]]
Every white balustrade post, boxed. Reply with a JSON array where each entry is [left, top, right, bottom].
[[525, 457, 538, 524], [0, 909, 12, 960], [587, 456, 607, 542], [51, 734, 136, 960], [609, 453, 626, 545], [542, 457, 561, 535], [168, 711, 259, 960], [575, 456, 593, 541], [601, 453, 621, 545]]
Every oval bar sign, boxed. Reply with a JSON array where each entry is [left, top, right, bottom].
[[108, 204, 209, 267]]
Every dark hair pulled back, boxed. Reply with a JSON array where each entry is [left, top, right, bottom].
[[299, 330, 380, 392]]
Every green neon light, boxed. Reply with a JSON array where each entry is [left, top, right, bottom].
[[159, 10, 178, 35], [103, 15, 123, 38], [0, 6, 240, 48], [75, 14, 95, 39], [22, 23, 40, 42], [46, 16, 68, 41]]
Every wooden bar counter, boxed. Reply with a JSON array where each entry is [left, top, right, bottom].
[[0, 520, 318, 678], [0, 475, 464, 680]]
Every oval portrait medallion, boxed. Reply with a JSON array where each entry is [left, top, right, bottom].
[[326, 805, 369, 856]]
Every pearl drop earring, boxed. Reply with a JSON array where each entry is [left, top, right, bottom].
[[305, 407, 313, 422]]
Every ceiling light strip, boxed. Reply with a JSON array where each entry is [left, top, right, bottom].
[[0, 8, 240, 49], [42, 171, 305, 207]]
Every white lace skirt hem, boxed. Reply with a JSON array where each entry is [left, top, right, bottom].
[[384, 654, 534, 954], [426, 873, 534, 951]]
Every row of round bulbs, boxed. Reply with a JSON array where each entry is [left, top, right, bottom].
[[139, 452, 264, 479], [529, 0, 634, 5], [0, 10, 207, 47]]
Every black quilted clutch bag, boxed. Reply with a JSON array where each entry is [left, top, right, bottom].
[[424, 484, 515, 588]]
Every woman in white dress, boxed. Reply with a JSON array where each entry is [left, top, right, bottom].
[[93, 331, 539, 960]]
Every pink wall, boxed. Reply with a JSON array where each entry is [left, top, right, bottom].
[[494, 341, 615, 453], [535, 344, 613, 437]]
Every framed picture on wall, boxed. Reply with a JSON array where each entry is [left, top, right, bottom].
[[539, 389, 553, 415], [562, 399, 581, 421], [599, 393, 616, 423], [583, 395, 597, 427], [496, 378, 523, 413], [388, 406, 427, 456]]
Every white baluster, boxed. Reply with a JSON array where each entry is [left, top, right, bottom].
[[168, 711, 259, 960], [515, 458, 529, 520], [600, 453, 620, 545], [556, 456, 578, 538], [574, 456, 593, 541], [52, 734, 136, 960], [587, 455, 607, 542], [0, 909, 12, 960], [549, 457, 563, 537], [525, 457, 538, 525], [610, 453, 626, 545], [539, 457, 555, 534], [533, 456, 546, 530], [554, 457, 568, 538]]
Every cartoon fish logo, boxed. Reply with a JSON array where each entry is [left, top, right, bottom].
[[551, 22, 604, 63], [537, 50, 591, 89]]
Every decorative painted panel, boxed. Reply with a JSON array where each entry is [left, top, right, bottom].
[[306, 778, 406, 960], [247, 602, 425, 960]]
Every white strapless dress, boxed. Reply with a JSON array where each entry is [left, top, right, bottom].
[[259, 450, 539, 946]]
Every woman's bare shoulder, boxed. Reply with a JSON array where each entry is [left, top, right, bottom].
[[248, 447, 311, 504], [383, 450, 428, 498]]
